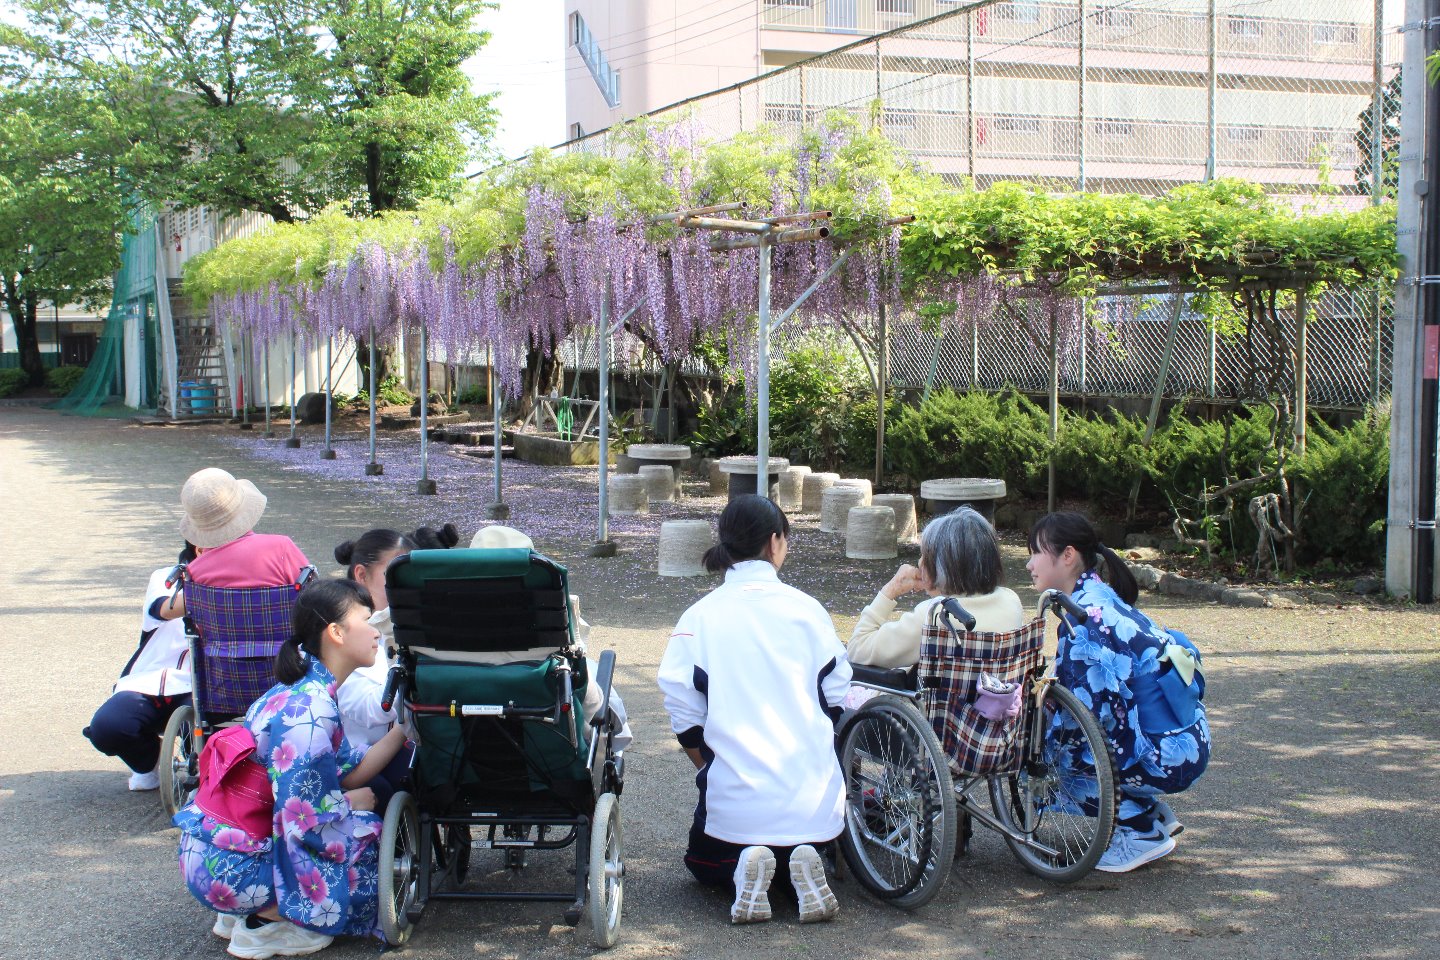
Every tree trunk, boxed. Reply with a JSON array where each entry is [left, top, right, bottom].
[[3, 278, 43, 386], [517, 347, 563, 421]]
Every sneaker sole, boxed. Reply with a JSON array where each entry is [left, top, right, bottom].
[[1094, 834, 1178, 874], [789, 846, 839, 924], [731, 849, 776, 924]]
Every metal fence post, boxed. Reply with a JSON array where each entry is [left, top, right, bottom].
[[967, 9, 976, 181], [1077, 0, 1087, 190], [1206, 0, 1218, 181]]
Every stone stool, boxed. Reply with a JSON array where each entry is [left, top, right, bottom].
[[718, 455, 790, 501], [639, 464, 676, 503], [658, 520, 712, 577], [834, 478, 873, 506], [920, 478, 1007, 523], [846, 506, 898, 560], [707, 459, 729, 496], [872, 493, 919, 545], [777, 465, 812, 512], [608, 474, 649, 515], [820, 485, 868, 534], [801, 472, 840, 514]]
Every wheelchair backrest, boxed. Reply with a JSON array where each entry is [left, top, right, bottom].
[[184, 579, 304, 716], [386, 548, 575, 655]]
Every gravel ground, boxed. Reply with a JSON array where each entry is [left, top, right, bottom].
[[2, 406, 1438, 960]]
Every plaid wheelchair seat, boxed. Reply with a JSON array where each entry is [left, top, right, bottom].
[[186, 580, 302, 716], [918, 604, 1047, 778]]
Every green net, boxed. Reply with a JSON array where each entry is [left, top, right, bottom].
[[51, 208, 156, 416]]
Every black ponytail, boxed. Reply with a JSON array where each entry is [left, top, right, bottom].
[[334, 529, 408, 579], [703, 495, 790, 574], [1028, 511, 1139, 605], [410, 522, 460, 550], [275, 579, 374, 684]]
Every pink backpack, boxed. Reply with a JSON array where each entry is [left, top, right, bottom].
[[195, 725, 275, 840]]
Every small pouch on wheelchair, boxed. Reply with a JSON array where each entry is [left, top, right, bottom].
[[195, 725, 273, 840], [972, 673, 1022, 722]]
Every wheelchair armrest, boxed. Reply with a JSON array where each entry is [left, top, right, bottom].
[[849, 663, 919, 693]]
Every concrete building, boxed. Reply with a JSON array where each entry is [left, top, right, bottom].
[[564, 0, 1390, 198]]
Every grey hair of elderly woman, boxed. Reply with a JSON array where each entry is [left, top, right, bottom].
[[919, 506, 1005, 596]]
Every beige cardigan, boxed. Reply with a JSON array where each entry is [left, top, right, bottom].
[[847, 588, 1026, 669]]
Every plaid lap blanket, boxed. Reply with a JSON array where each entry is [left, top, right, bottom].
[[918, 603, 1046, 777], [186, 581, 300, 715]]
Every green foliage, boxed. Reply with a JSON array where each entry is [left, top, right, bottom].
[[6, 0, 498, 223], [887, 388, 1050, 497], [1293, 408, 1390, 565], [1052, 409, 1151, 502], [45, 365, 87, 394], [1149, 406, 1280, 507], [456, 384, 487, 406], [768, 339, 872, 471], [0, 368, 27, 397], [377, 374, 413, 407], [686, 395, 751, 459]]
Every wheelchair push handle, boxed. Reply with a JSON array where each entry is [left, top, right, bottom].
[[380, 664, 405, 713], [1038, 588, 1090, 625], [939, 597, 977, 632]]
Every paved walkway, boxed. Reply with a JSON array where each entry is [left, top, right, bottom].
[[2, 407, 1437, 960]]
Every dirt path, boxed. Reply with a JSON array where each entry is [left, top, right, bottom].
[[2, 407, 1436, 960]]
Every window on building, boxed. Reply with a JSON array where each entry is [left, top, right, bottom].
[[1313, 23, 1359, 45], [883, 109, 919, 135], [878, 0, 916, 14], [1095, 9, 1133, 28], [1227, 16, 1263, 38], [1225, 125, 1263, 143], [764, 0, 813, 6], [569, 122, 585, 141], [764, 104, 804, 124], [997, 1, 1039, 23], [996, 115, 1043, 135], [1096, 119, 1133, 138], [569, 12, 581, 45]]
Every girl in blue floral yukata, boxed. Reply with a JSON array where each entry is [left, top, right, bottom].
[[1026, 512, 1210, 874], [176, 579, 408, 959]]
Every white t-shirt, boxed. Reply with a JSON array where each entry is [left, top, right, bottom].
[[658, 560, 852, 846], [114, 567, 192, 698], [337, 606, 398, 748]]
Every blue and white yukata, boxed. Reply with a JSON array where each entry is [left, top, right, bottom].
[[175, 659, 383, 938], [1055, 570, 1211, 833]]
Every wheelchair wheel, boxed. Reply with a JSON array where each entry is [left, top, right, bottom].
[[989, 683, 1117, 883], [837, 695, 956, 909], [158, 704, 196, 819], [379, 792, 421, 946], [587, 792, 623, 949]]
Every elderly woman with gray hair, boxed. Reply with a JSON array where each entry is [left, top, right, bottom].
[[847, 507, 1024, 669]]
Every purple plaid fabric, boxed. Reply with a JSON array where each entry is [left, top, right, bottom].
[[918, 605, 1046, 778], [186, 581, 299, 717]]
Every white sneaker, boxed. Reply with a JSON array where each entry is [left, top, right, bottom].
[[788, 845, 839, 924], [213, 913, 240, 939], [1095, 826, 1177, 874], [128, 768, 160, 791], [1154, 799, 1184, 837], [730, 846, 776, 924], [226, 919, 333, 959]]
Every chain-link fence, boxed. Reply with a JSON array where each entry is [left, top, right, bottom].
[[559, 0, 1400, 409]]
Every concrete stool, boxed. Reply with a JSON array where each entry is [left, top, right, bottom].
[[718, 455, 790, 501], [920, 478, 1007, 523], [801, 472, 840, 514], [707, 459, 729, 496], [639, 464, 676, 503], [872, 493, 919, 545], [658, 520, 712, 577], [777, 465, 812, 512], [820, 485, 868, 534], [608, 474, 649, 515], [834, 478, 873, 506], [846, 506, 898, 560]]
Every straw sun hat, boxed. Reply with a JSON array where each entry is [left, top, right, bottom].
[[469, 525, 534, 550], [179, 467, 268, 549]]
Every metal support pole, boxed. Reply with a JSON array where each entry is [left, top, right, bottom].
[[365, 324, 382, 475], [591, 293, 617, 556], [971, 320, 980, 387], [1294, 288, 1309, 457], [262, 339, 273, 438], [1128, 291, 1188, 517], [966, 11, 976, 181], [321, 335, 335, 459], [1078, 305, 1088, 397], [756, 233, 774, 499], [240, 333, 252, 430], [1077, 0, 1087, 190], [922, 326, 946, 402], [416, 325, 436, 494], [485, 346, 509, 519], [285, 332, 300, 448], [1047, 307, 1059, 514], [875, 299, 887, 486], [1206, 0, 1218, 181]]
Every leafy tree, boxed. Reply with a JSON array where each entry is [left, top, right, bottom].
[[0, 83, 127, 385], [3, 0, 498, 223]]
